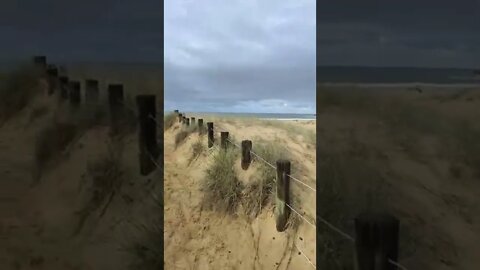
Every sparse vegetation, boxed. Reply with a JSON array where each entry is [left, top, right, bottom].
[[0, 66, 42, 123], [201, 148, 243, 213], [242, 139, 290, 219], [174, 125, 197, 149], [74, 139, 125, 235], [164, 112, 176, 130], [189, 138, 205, 164], [33, 120, 78, 181]]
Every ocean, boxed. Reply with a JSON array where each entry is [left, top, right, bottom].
[[317, 66, 480, 84], [172, 112, 316, 121]]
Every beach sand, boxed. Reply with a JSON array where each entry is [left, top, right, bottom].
[[0, 73, 163, 269], [164, 115, 316, 269], [317, 84, 480, 270]]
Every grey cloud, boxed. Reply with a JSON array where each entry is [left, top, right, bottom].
[[165, 0, 315, 113]]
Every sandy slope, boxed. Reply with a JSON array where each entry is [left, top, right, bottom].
[[164, 118, 316, 269], [0, 89, 162, 269], [317, 85, 480, 270]]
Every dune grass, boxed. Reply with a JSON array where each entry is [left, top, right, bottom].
[[201, 148, 243, 214], [164, 112, 176, 130], [0, 66, 42, 123], [174, 125, 198, 149], [188, 138, 205, 165]]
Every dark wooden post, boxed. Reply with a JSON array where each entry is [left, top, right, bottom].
[[46, 65, 58, 95], [275, 160, 290, 232], [198, 119, 204, 134], [178, 113, 183, 122], [59, 76, 69, 100], [69, 81, 81, 107], [33, 56, 47, 69], [85, 79, 99, 104], [220, 132, 229, 150], [183, 116, 187, 125], [241, 140, 252, 170], [191, 117, 195, 125], [355, 213, 400, 270], [186, 118, 190, 126], [136, 95, 159, 175], [108, 84, 124, 132], [207, 122, 214, 148]]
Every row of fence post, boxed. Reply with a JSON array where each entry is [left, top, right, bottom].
[[33, 55, 160, 177], [172, 109, 402, 270]]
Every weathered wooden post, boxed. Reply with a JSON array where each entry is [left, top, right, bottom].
[[207, 122, 214, 148], [108, 84, 124, 133], [46, 65, 58, 95], [85, 79, 99, 104], [59, 76, 69, 100], [186, 118, 190, 126], [241, 140, 252, 170], [33, 56, 47, 69], [136, 95, 159, 175], [191, 117, 195, 125], [178, 113, 183, 122], [275, 160, 290, 232], [355, 213, 400, 270], [69, 81, 81, 107], [198, 119, 204, 134], [183, 116, 187, 125], [220, 132, 229, 150]]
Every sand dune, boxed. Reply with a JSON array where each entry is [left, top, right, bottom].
[[164, 116, 316, 269]]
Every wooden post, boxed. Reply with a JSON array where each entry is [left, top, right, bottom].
[[355, 213, 400, 270], [241, 140, 252, 170], [207, 122, 214, 148], [191, 117, 195, 125], [220, 132, 229, 150], [275, 160, 290, 232], [69, 81, 81, 107], [46, 65, 58, 95], [198, 119, 204, 134], [33, 56, 47, 69], [85, 79, 99, 104], [186, 118, 190, 126], [136, 95, 159, 175], [108, 84, 124, 133], [178, 113, 183, 122], [59, 76, 69, 100]]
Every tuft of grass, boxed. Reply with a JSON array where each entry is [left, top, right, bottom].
[[164, 112, 176, 130], [74, 140, 125, 235], [174, 125, 197, 149], [0, 66, 42, 123], [189, 138, 205, 164], [201, 148, 243, 214], [242, 139, 290, 219], [34, 120, 78, 181]]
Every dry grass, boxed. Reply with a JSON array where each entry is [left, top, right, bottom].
[[164, 112, 176, 130], [33, 120, 78, 181], [0, 66, 42, 123], [174, 125, 197, 149], [201, 148, 243, 214], [188, 138, 205, 165], [74, 139, 125, 235], [242, 139, 290, 219]]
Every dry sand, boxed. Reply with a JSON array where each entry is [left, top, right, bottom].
[[0, 76, 162, 269], [164, 116, 316, 269], [317, 84, 480, 270]]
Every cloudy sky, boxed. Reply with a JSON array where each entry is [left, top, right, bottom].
[[164, 0, 316, 114], [0, 0, 163, 63], [318, 0, 480, 68]]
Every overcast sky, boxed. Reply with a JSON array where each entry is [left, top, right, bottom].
[[0, 0, 163, 63], [318, 0, 480, 68], [164, 0, 316, 114]]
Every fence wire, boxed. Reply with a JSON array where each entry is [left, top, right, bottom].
[[294, 242, 316, 269]]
